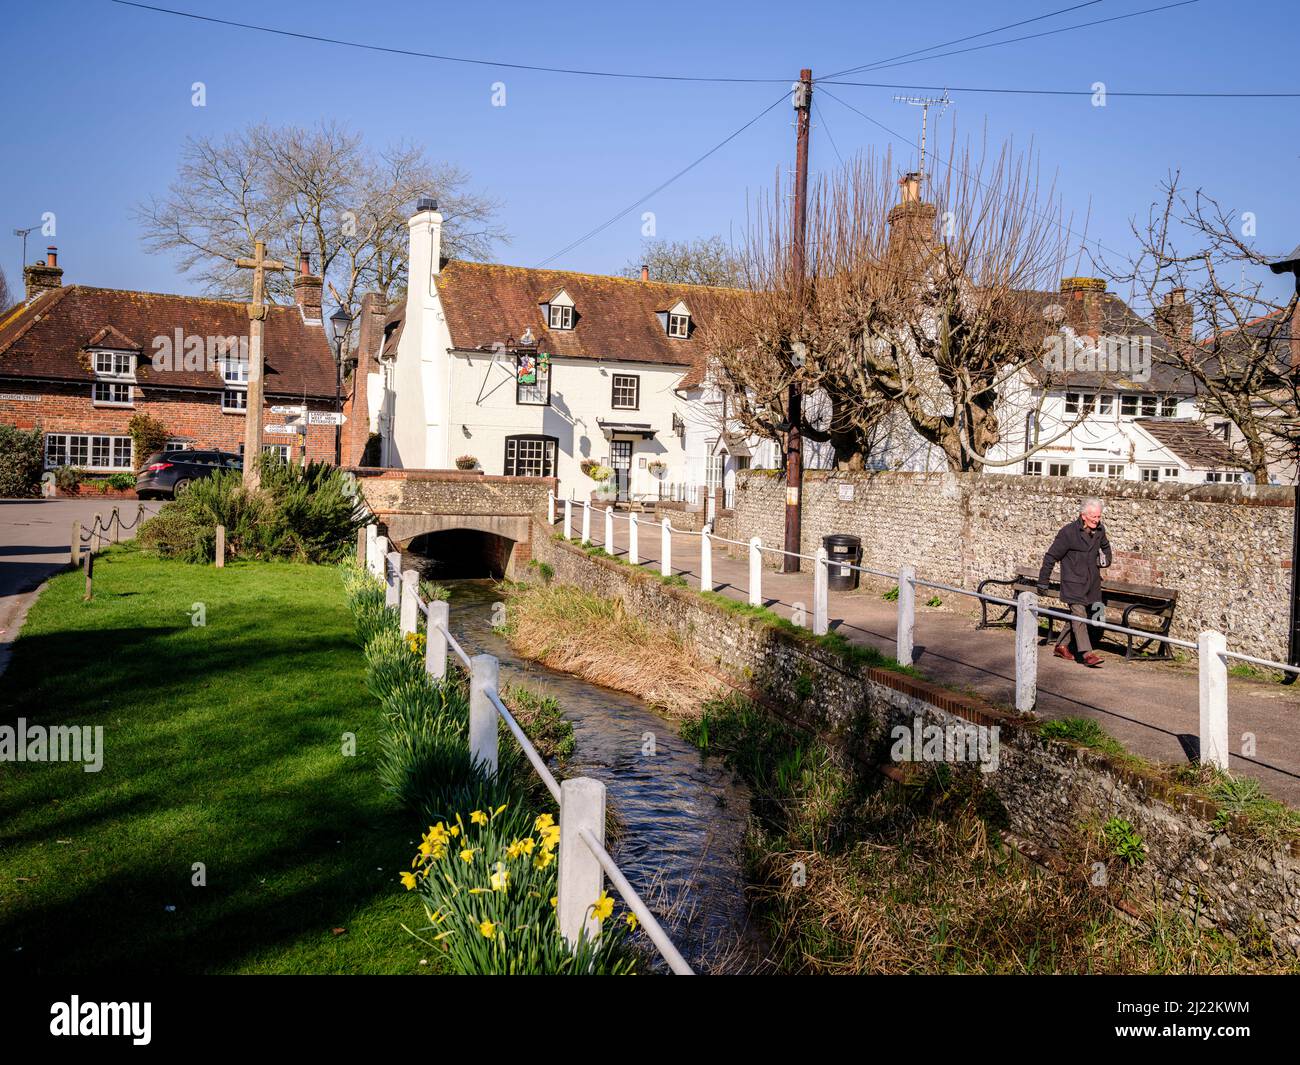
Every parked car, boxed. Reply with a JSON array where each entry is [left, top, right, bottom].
[[136, 450, 242, 499]]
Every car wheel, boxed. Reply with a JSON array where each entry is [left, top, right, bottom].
[[172, 478, 192, 497]]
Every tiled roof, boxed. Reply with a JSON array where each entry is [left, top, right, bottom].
[[0, 285, 336, 397], [433, 260, 725, 377], [1134, 418, 1240, 469]]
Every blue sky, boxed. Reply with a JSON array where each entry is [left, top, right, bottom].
[[2, 0, 1296, 310]]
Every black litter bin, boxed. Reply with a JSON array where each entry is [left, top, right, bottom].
[[822, 534, 863, 590]]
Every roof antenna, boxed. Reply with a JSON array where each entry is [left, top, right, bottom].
[[892, 90, 950, 184]]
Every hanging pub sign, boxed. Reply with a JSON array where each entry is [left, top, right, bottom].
[[538, 351, 550, 374], [517, 353, 537, 385]]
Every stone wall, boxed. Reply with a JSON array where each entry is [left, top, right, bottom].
[[735, 469, 1296, 661], [529, 526, 1300, 955], [353, 467, 555, 518]]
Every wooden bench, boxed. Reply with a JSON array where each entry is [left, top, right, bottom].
[[976, 568, 1179, 660]]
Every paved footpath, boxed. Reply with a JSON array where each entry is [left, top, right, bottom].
[[0, 498, 160, 675], [579, 514, 1300, 807]]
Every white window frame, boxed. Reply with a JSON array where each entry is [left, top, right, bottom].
[[220, 356, 249, 385], [667, 312, 690, 339], [1140, 467, 1160, 482], [45, 433, 132, 472], [1088, 462, 1124, 479], [1024, 460, 1044, 476], [93, 350, 135, 379], [91, 381, 134, 407], [1097, 394, 1115, 416], [1163, 467, 1180, 480], [548, 304, 574, 330], [223, 388, 248, 413], [1048, 463, 1071, 477]]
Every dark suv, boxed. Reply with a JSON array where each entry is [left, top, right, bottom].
[[136, 450, 242, 499]]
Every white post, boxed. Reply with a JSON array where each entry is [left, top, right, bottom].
[[700, 530, 713, 593], [547, 489, 555, 525], [469, 654, 500, 776], [628, 513, 639, 565], [1015, 591, 1038, 713], [813, 547, 828, 635], [604, 505, 614, 551], [372, 534, 389, 579], [748, 536, 762, 607], [581, 501, 591, 545], [1198, 630, 1229, 771], [426, 600, 448, 680], [897, 564, 916, 667], [557, 776, 607, 951], [400, 569, 419, 637], [660, 517, 672, 576], [385, 550, 401, 608], [563, 497, 573, 540], [365, 525, 378, 575]]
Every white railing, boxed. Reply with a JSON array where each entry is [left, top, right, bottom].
[[547, 491, 1300, 775], [367, 526, 693, 975]]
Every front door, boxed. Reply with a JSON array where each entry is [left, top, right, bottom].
[[609, 440, 632, 502]]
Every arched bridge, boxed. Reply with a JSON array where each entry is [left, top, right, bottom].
[[351, 468, 554, 579]]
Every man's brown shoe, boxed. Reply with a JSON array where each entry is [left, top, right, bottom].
[[1053, 644, 1075, 662], [1081, 652, 1104, 668]]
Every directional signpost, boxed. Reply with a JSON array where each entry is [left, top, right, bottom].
[[307, 411, 346, 426], [264, 425, 299, 435], [271, 404, 306, 415]]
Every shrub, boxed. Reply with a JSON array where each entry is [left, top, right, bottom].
[[54, 465, 84, 492], [127, 413, 170, 469], [140, 470, 267, 562], [107, 472, 136, 490], [0, 424, 44, 498], [256, 453, 366, 563]]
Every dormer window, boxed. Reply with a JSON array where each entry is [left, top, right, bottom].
[[544, 289, 575, 331], [91, 349, 136, 407], [662, 300, 691, 339], [93, 350, 135, 378]]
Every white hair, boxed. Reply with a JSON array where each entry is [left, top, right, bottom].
[[1080, 497, 1103, 515]]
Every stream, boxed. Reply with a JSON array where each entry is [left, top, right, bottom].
[[439, 579, 767, 974]]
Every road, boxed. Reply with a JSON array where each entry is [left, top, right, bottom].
[[581, 512, 1300, 806], [0, 498, 160, 674]]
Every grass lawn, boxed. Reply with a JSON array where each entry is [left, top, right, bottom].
[[0, 545, 434, 975]]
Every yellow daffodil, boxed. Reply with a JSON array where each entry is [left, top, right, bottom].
[[534, 813, 555, 832], [459, 848, 476, 863], [532, 849, 555, 870], [506, 840, 524, 860], [518, 837, 536, 855], [490, 865, 510, 892], [550, 896, 558, 908], [479, 920, 496, 939], [625, 912, 638, 931], [449, 825, 460, 838], [493, 804, 508, 819], [470, 810, 488, 826], [592, 891, 614, 923], [399, 871, 418, 890]]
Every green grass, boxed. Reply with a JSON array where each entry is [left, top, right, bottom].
[[0, 545, 433, 975]]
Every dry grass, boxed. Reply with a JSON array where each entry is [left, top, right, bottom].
[[500, 582, 726, 719]]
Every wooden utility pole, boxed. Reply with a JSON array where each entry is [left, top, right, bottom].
[[236, 241, 286, 488], [784, 68, 812, 573]]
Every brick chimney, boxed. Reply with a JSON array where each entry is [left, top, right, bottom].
[[1059, 277, 1108, 339], [640, 264, 649, 282], [887, 173, 937, 276], [293, 253, 323, 320], [1154, 287, 1193, 353], [24, 246, 63, 299], [344, 291, 388, 465]]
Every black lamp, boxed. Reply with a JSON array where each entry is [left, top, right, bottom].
[[329, 306, 353, 465]]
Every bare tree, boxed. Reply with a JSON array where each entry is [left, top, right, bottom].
[[702, 139, 1074, 471], [621, 236, 741, 287], [135, 122, 507, 331], [1102, 172, 1299, 482], [0, 266, 12, 312]]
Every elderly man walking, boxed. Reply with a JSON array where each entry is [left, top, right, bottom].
[[1037, 498, 1112, 668]]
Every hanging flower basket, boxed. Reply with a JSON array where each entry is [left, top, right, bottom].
[[455, 455, 479, 471], [647, 460, 667, 477]]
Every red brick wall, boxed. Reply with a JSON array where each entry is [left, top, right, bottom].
[[0, 379, 338, 466]]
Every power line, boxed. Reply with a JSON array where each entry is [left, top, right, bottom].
[[822, 0, 1104, 80], [108, 0, 789, 84], [534, 91, 791, 269], [813, 100, 845, 167], [824, 79, 1300, 100], [826, 0, 1202, 79]]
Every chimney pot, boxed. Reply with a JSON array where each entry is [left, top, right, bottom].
[[640, 264, 649, 282], [299, 253, 311, 276], [46, 247, 57, 268]]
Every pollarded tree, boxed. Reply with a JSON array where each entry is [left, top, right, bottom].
[[703, 140, 1077, 472]]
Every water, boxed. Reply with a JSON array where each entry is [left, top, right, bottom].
[[443, 579, 766, 974]]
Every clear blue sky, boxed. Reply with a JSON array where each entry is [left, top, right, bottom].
[[2, 0, 1296, 310]]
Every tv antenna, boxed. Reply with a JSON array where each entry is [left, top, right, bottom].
[[892, 91, 951, 181]]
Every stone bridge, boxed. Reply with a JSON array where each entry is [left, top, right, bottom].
[[350, 468, 554, 579]]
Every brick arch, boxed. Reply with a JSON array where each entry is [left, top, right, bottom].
[[381, 512, 532, 579]]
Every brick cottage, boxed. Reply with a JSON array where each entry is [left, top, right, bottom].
[[0, 247, 341, 478]]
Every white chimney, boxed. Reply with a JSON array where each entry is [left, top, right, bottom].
[[407, 196, 444, 298]]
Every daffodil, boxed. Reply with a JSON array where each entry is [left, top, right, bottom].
[[470, 810, 488, 826], [518, 837, 536, 855], [399, 871, 418, 890], [625, 912, 638, 931], [449, 824, 460, 838], [492, 804, 508, 819], [506, 840, 524, 860], [532, 849, 555, 870], [592, 891, 614, 923], [490, 864, 510, 892], [550, 896, 558, 908], [534, 813, 555, 832], [459, 848, 476, 863], [479, 919, 496, 939]]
